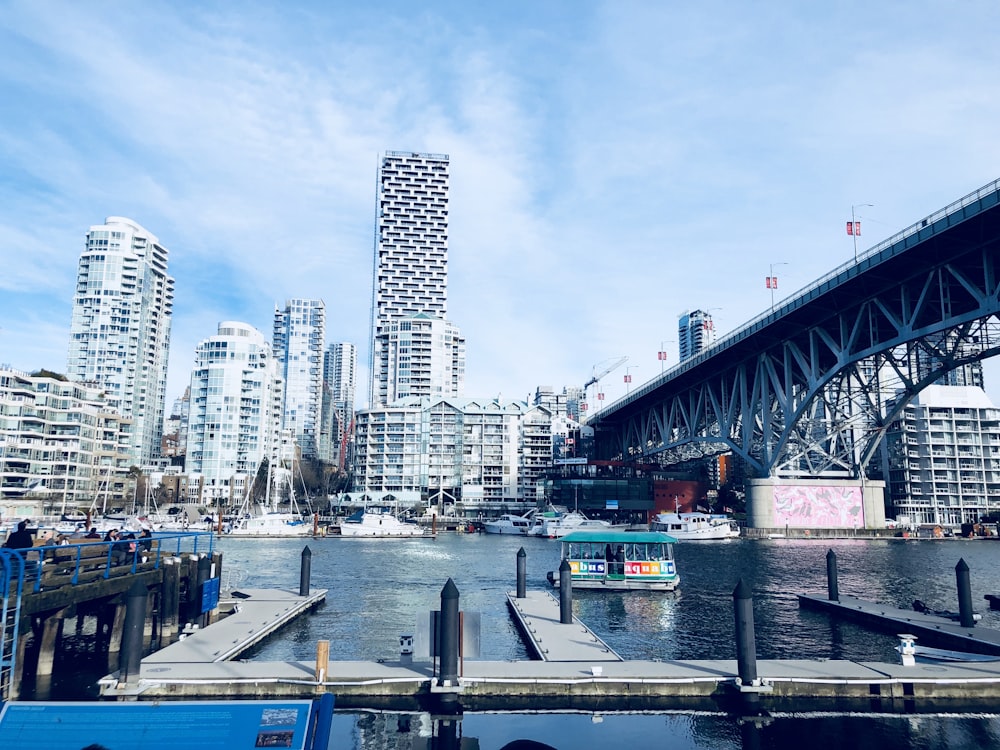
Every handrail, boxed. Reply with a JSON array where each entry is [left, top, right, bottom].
[[10, 531, 215, 594]]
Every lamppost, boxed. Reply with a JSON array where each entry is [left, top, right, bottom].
[[850, 203, 873, 262], [658, 340, 675, 374], [767, 262, 788, 311], [624, 366, 636, 394]]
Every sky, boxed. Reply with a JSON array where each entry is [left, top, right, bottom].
[[2, 0, 1000, 410]]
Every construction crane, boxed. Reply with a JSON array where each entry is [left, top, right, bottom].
[[581, 356, 628, 414]]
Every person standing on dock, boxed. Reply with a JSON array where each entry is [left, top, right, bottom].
[[2, 519, 34, 549]]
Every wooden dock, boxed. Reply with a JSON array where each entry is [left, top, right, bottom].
[[798, 593, 1000, 655]]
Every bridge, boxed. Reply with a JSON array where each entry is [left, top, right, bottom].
[[588, 179, 1000, 528]]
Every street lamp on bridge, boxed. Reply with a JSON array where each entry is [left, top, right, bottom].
[[658, 340, 675, 374], [624, 366, 636, 394], [766, 262, 788, 311], [849, 203, 874, 262]]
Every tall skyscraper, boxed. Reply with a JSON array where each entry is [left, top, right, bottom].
[[67, 217, 174, 465], [185, 322, 282, 504], [370, 151, 463, 405], [320, 342, 358, 468], [678, 309, 717, 362], [273, 299, 326, 460]]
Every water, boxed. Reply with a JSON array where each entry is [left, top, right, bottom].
[[48, 535, 1000, 747], [219, 534, 1000, 665]]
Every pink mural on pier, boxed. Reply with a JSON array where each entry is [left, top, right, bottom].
[[773, 485, 864, 528]]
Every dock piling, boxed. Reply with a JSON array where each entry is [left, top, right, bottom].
[[516, 548, 526, 599], [733, 577, 758, 685], [300, 546, 312, 597], [826, 549, 839, 602], [956, 558, 975, 628], [559, 560, 573, 624], [438, 578, 460, 688], [119, 580, 148, 687]]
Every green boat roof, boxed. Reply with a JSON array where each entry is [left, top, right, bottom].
[[559, 530, 678, 544]]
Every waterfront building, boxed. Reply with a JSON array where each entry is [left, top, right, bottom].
[[353, 396, 556, 513], [370, 151, 464, 406], [319, 342, 357, 469], [677, 309, 717, 362], [882, 384, 1000, 526], [67, 217, 174, 465], [161, 386, 189, 461], [185, 322, 283, 505], [273, 299, 325, 460], [0, 366, 132, 512]]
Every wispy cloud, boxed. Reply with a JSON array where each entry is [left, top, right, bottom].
[[1, 0, 999, 405]]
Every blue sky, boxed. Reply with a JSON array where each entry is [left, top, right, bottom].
[[2, 1, 999, 409]]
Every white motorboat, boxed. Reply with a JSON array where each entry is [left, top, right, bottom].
[[338, 507, 430, 537], [483, 513, 532, 535], [540, 511, 627, 539], [650, 512, 740, 540]]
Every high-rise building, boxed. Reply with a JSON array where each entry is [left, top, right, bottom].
[[677, 309, 717, 362], [0, 366, 132, 507], [273, 299, 326, 460], [370, 151, 461, 405], [185, 322, 282, 505], [882, 385, 1000, 526], [320, 342, 357, 468], [67, 217, 174, 465], [374, 313, 465, 405]]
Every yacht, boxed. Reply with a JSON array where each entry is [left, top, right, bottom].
[[483, 513, 532, 535], [650, 512, 740, 540], [540, 511, 627, 539], [338, 507, 430, 537]]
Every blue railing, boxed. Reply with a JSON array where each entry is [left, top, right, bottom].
[[11, 531, 214, 594]]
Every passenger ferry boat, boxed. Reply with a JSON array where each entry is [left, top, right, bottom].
[[545, 530, 680, 591]]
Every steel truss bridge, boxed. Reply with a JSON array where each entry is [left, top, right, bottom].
[[590, 179, 1000, 479]]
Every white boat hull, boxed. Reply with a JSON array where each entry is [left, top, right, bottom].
[[650, 513, 740, 541], [338, 510, 429, 537]]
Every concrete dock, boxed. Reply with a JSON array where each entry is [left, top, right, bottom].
[[97, 585, 1000, 711], [505, 591, 621, 662], [145, 587, 327, 664], [798, 593, 1000, 655]]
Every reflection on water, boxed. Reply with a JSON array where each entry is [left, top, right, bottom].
[[326, 710, 1000, 750]]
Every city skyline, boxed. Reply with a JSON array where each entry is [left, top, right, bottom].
[[2, 2, 1000, 410]]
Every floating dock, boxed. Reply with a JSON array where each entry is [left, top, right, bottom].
[[98, 586, 1000, 711], [798, 593, 1000, 655]]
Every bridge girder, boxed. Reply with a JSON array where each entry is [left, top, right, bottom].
[[594, 183, 1000, 478]]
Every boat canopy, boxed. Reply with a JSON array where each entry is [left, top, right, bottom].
[[559, 530, 677, 544]]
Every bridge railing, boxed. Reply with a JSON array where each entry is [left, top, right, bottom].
[[592, 177, 1000, 420], [12, 531, 215, 594]]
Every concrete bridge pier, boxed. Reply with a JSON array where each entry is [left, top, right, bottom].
[[746, 478, 886, 531]]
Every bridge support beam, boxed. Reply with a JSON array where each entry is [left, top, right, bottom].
[[747, 478, 885, 530]]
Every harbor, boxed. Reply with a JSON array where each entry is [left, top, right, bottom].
[[53, 535, 1000, 714]]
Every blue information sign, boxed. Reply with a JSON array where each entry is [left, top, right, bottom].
[[0, 699, 329, 749]]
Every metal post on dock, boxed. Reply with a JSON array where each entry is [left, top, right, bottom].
[[733, 577, 758, 686], [516, 547, 526, 599], [956, 558, 975, 628], [559, 559, 573, 624], [438, 578, 460, 688], [196, 554, 211, 628], [119, 580, 149, 688], [300, 545, 312, 596], [826, 549, 839, 602]]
